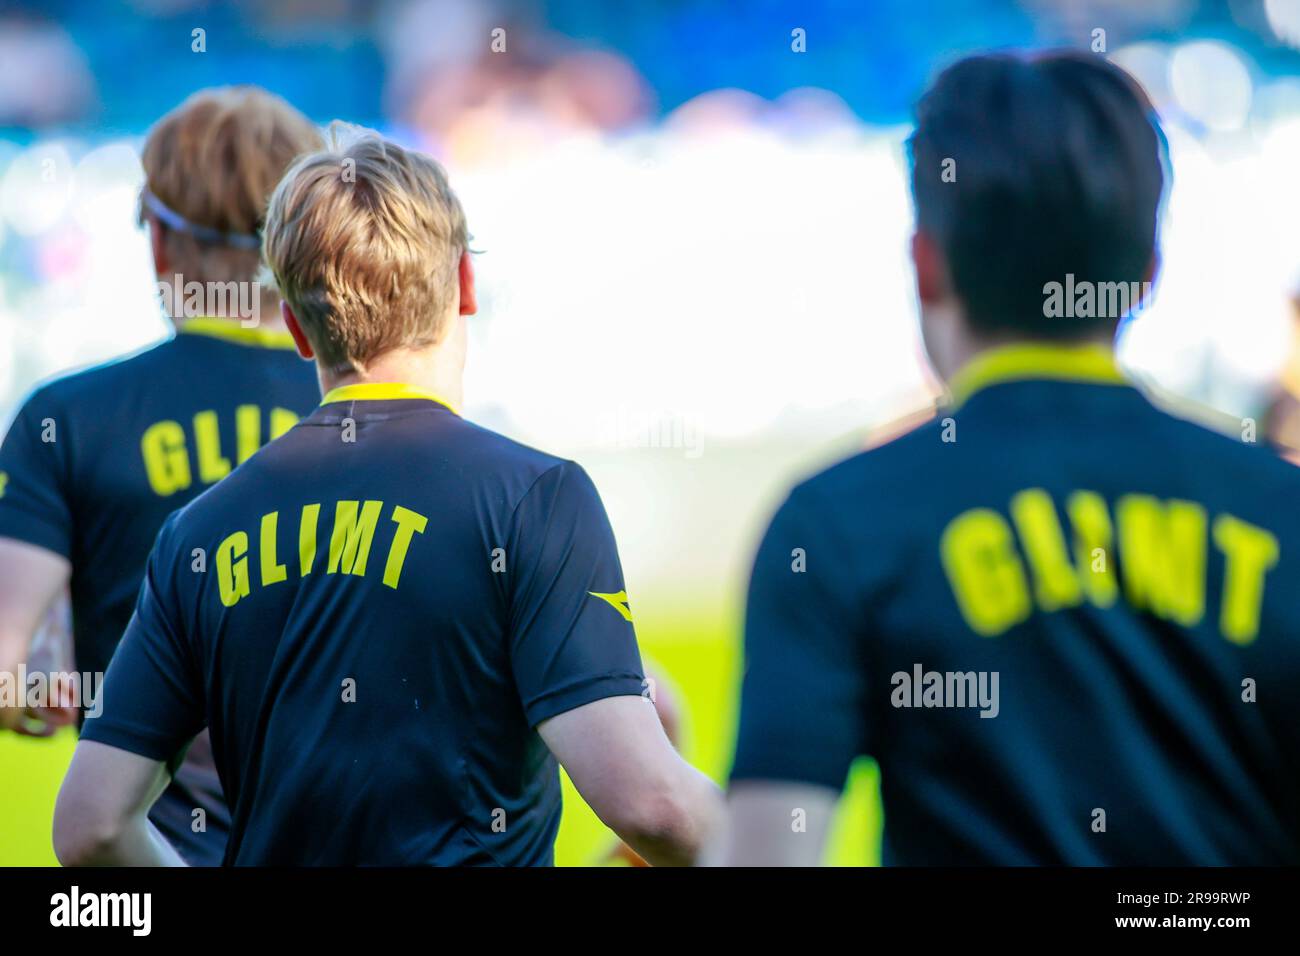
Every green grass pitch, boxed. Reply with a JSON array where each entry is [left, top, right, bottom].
[[0, 610, 881, 866]]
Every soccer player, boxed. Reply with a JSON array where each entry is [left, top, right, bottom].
[[0, 87, 323, 864], [52, 125, 722, 866], [723, 51, 1300, 865]]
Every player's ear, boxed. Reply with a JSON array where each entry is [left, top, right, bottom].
[[147, 216, 169, 276], [912, 230, 949, 305], [281, 301, 315, 361], [457, 250, 477, 317]]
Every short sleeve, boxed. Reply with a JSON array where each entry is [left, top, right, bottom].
[[730, 485, 869, 791], [506, 461, 646, 726], [0, 389, 74, 558], [79, 514, 205, 762]]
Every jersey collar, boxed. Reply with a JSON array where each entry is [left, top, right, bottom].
[[946, 341, 1127, 408], [319, 382, 460, 416], [177, 317, 299, 351]]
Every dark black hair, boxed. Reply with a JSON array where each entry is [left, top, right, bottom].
[[908, 50, 1166, 337]]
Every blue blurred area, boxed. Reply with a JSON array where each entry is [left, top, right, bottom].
[[543, 0, 1036, 119], [2, 0, 1300, 428], [2, 0, 384, 133], [5, 0, 1298, 137]]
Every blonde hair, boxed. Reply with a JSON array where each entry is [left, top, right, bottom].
[[140, 86, 322, 285], [262, 123, 469, 374]]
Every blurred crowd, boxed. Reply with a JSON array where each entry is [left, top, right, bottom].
[[2, 0, 1300, 592]]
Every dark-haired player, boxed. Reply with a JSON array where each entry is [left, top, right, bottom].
[[724, 51, 1300, 865]]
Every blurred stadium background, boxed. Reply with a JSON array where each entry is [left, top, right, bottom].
[[3, 0, 1300, 865]]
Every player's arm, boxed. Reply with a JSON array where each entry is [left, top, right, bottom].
[[0, 392, 79, 734], [539, 695, 721, 867], [721, 783, 838, 866], [53, 741, 186, 866], [720, 484, 869, 866], [0, 538, 72, 732], [508, 461, 723, 866], [59, 515, 203, 866], [598, 660, 686, 865]]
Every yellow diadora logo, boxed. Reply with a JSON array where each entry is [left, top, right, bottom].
[[141, 405, 299, 497], [589, 589, 633, 622], [940, 488, 1278, 645], [0, 471, 8, 498]]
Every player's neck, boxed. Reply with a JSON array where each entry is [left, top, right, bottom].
[[319, 344, 465, 410], [927, 303, 1113, 383], [957, 329, 1114, 369], [162, 284, 290, 333]]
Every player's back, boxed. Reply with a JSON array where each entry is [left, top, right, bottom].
[[109, 387, 643, 865], [1, 322, 316, 675], [737, 344, 1300, 864], [0, 319, 319, 863]]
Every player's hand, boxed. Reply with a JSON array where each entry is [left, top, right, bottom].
[[14, 598, 78, 737], [643, 664, 682, 746], [14, 702, 78, 737], [603, 840, 650, 866], [11, 663, 79, 737]]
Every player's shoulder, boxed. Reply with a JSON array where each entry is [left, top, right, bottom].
[[1141, 389, 1300, 493], [449, 418, 598, 509], [19, 336, 178, 413], [371, 409, 574, 485], [788, 409, 947, 511], [227, 408, 585, 515], [451, 416, 569, 472]]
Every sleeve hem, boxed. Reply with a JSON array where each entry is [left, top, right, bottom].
[[0, 512, 72, 560], [78, 719, 181, 763], [524, 673, 646, 727]]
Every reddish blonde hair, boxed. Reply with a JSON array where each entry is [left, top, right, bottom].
[[141, 86, 322, 284]]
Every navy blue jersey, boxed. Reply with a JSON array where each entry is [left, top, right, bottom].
[[732, 343, 1300, 865], [0, 318, 319, 864], [79, 383, 646, 865]]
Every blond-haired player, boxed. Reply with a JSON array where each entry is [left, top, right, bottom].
[[54, 125, 721, 866]]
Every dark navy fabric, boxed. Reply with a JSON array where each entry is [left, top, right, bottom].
[[733, 373, 1300, 865], [81, 395, 645, 865]]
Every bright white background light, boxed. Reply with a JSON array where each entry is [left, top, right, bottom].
[[1169, 40, 1253, 131]]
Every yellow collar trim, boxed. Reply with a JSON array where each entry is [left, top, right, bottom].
[[178, 317, 299, 351], [320, 382, 460, 416], [947, 342, 1126, 408]]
